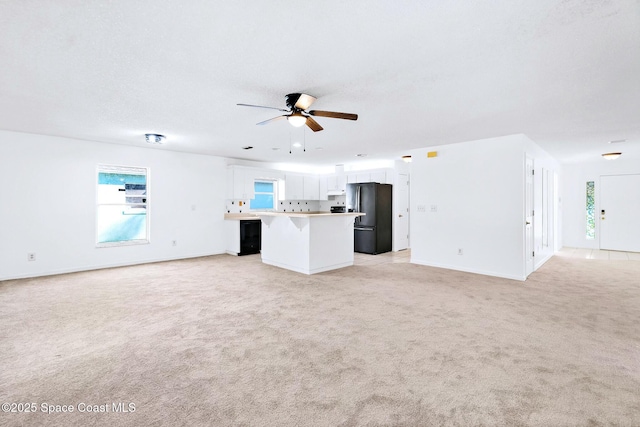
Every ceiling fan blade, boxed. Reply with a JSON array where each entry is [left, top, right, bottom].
[[286, 93, 316, 110], [256, 115, 287, 126], [308, 110, 358, 120], [238, 103, 288, 112], [305, 116, 323, 132]]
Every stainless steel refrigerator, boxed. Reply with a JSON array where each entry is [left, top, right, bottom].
[[346, 182, 392, 254]]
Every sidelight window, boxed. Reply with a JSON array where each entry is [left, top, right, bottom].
[[586, 181, 595, 239]]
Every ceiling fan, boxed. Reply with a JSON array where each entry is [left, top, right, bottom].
[[237, 93, 358, 132]]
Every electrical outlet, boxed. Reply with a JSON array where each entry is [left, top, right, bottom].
[[458, 248, 463, 255], [430, 205, 438, 212], [172, 240, 177, 246], [27, 253, 36, 261], [417, 205, 426, 212]]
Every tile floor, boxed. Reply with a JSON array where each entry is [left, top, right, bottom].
[[353, 248, 640, 266], [353, 249, 411, 266], [555, 247, 640, 261]]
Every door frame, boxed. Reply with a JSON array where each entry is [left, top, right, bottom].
[[525, 156, 534, 277]]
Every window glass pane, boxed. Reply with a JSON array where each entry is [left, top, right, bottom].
[[254, 181, 273, 192], [98, 173, 146, 185], [586, 181, 595, 239], [250, 194, 273, 210], [97, 205, 147, 243]]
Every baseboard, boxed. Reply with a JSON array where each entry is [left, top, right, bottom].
[[410, 258, 526, 282], [0, 251, 227, 281]]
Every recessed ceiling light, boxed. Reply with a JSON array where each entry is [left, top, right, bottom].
[[272, 147, 280, 151], [292, 142, 302, 148], [315, 147, 324, 150], [356, 153, 367, 157], [242, 146, 253, 150], [145, 133, 165, 144], [608, 139, 626, 144], [602, 152, 622, 160]]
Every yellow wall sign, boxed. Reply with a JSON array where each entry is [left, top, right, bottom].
[[427, 151, 438, 158]]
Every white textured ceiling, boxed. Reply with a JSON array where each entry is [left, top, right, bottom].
[[1, 0, 639, 166]]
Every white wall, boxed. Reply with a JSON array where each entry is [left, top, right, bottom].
[[409, 134, 560, 281], [0, 130, 227, 280], [562, 157, 640, 249]]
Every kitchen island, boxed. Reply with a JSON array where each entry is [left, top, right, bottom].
[[255, 211, 364, 274]]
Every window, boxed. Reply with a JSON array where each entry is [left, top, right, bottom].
[[97, 165, 149, 246], [586, 181, 595, 239], [250, 180, 275, 210]]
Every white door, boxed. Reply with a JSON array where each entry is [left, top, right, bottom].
[[525, 157, 534, 276], [600, 174, 640, 252], [396, 173, 410, 250]]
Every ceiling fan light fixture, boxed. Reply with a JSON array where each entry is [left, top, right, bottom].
[[287, 113, 307, 128], [145, 133, 165, 144], [602, 152, 622, 160]]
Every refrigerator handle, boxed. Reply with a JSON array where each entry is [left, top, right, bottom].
[[355, 185, 361, 224]]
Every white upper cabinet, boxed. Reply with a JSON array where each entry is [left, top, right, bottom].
[[303, 175, 320, 200], [281, 174, 321, 200], [357, 173, 371, 183], [283, 174, 304, 200], [227, 166, 254, 200], [326, 175, 346, 192], [319, 176, 328, 200], [369, 171, 386, 183], [325, 174, 347, 197]]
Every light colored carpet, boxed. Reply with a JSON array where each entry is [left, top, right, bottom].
[[1, 254, 639, 426]]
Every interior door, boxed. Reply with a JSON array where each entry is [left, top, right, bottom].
[[600, 174, 640, 252], [396, 173, 409, 250], [525, 156, 534, 276]]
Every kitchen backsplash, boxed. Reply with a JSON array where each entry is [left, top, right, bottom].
[[225, 195, 346, 214]]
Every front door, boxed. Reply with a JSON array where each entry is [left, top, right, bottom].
[[600, 174, 640, 252]]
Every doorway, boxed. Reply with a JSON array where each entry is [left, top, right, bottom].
[[395, 173, 410, 251]]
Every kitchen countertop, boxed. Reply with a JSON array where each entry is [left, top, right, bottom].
[[225, 212, 365, 220], [253, 211, 364, 218], [224, 213, 260, 220]]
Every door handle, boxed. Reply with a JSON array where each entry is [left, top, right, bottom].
[[399, 214, 403, 218], [526, 221, 531, 225]]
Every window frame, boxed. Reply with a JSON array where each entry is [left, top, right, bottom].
[[96, 164, 150, 248], [250, 179, 277, 211]]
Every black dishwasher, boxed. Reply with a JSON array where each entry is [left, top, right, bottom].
[[239, 220, 261, 255]]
